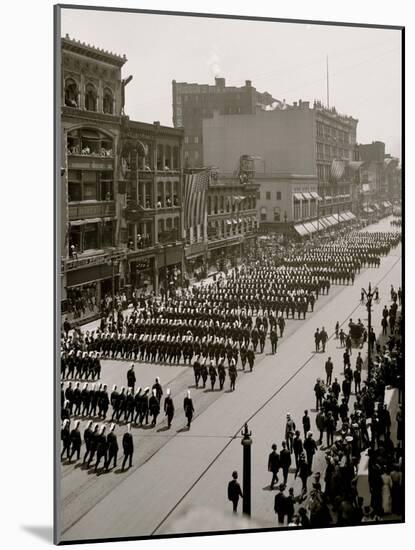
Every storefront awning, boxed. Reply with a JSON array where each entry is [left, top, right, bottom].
[[326, 215, 338, 225], [293, 224, 309, 236], [318, 217, 331, 228], [348, 212, 356, 219], [309, 220, 321, 232], [363, 207, 374, 213], [362, 184, 370, 193], [293, 193, 303, 201], [383, 201, 392, 207], [373, 203, 381, 210], [338, 212, 349, 222], [302, 192, 313, 200], [69, 218, 101, 226], [226, 220, 232, 225], [310, 192, 322, 201], [302, 221, 316, 233]]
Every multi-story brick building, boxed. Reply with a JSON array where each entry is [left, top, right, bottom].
[[172, 77, 277, 168], [60, 36, 185, 324], [120, 118, 184, 295], [203, 99, 359, 237], [61, 35, 127, 324]]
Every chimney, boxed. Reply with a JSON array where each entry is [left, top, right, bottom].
[[153, 121, 160, 127], [293, 101, 298, 107], [302, 101, 310, 109], [215, 77, 225, 87], [245, 80, 252, 87]]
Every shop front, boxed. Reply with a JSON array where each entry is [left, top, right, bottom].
[[64, 262, 120, 325]]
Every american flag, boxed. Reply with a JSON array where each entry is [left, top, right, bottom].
[[183, 170, 211, 232]]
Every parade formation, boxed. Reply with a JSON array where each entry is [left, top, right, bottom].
[[60, 216, 402, 531]]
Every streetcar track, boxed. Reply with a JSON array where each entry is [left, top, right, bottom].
[[150, 253, 401, 535], [61, 242, 401, 539]]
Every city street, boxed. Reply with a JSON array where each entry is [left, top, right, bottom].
[[61, 217, 401, 542]]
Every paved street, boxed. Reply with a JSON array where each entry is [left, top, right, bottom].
[[61, 217, 401, 542]]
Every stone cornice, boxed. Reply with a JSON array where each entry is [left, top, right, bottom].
[[62, 35, 127, 67]]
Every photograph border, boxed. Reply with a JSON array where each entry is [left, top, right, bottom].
[[54, 4, 405, 545]]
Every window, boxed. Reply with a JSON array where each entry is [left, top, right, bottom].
[[82, 172, 98, 200], [194, 136, 199, 144], [194, 151, 199, 160], [103, 88, 113, 114], [276, 191, 282, 200], [184, 136, 189, 144], [317, 164, 324, 181], [69, 226, 81, 254], [85, 83, 97, 112], [64, 78, 78, 107], [274, 207, 281, 222], [310, 200, 317, 217], [302, 200, 309, 219], [260, 207, 267, 221], [83, 223, 98, 250], [102, 221, 113, 248], [266, 191, 271, 200]]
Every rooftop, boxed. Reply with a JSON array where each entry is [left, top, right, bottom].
[[62, 34, 127, 67]]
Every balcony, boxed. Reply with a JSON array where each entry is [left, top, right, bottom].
[[68, 201, 115, 221]]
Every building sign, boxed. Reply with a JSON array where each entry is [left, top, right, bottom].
[[63, 249, 127, 272]]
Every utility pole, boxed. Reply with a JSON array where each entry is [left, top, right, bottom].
[[241, 423, 252, 516]]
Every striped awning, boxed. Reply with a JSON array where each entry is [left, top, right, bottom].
[[383, 201, 392, 207], [309, 220, 321, 231], [303, 221, 317, 233], [338, 212, 349, 222], [373, 203, 381, 210], [310, 192, 322, 201], [331, 159, 346, 181], [326, 215, 338, 225], [293, 224, 309, 236], [347, 212, 356, 219], [293, 193, 303, 201], [363, 207, 374, 213], [319, 217, 331, 228], [302, 192, 313, 200], [70, 218, 101, 226]]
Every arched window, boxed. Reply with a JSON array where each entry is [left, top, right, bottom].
[[274, 207, 281, 222], [158, 219, 164, 237], [260, 207, 267, 222], [85, 83, 97, 112], [103, 88, 114, 114], [64, 78, 79, 107], [166, 217, 173, 230]]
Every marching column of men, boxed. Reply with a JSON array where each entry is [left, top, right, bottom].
[[61, 378, 195, 473]]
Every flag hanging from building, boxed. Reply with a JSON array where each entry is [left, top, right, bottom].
[[183, 170, 211, 230], [330, 159, 345, 181]]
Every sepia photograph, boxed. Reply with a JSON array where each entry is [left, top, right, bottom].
[[55, 5, 403, 544]]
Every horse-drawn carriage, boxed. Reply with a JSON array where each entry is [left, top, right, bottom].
[[349, 322, 366, 347]]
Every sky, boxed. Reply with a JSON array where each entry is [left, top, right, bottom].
[[61, 8, 402, 158]]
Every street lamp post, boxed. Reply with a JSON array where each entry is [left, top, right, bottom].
[[361, 282, 375, 380], [241, 422, 253, 517]]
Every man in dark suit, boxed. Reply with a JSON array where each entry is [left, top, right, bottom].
[[274, 484, 287, 525], [268, 443, 280, 489], [227, 470, 243, 513], [127, 364, 136, 393], [105, 423, 118, 471], [164, 388, 175, 428], [94, 425, 108, 472], [69, 420, 82, 462], [279, 441, 292, 485], [183, 390, 194, 429], [121, 423, 134, 471]]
